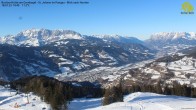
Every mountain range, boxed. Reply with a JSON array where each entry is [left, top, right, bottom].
[[146, 32, 196, 48], [1, 29, 196, 88], [0, 29, 155, 81]]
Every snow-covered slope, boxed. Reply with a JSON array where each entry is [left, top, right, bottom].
[[0, 86, 50, 110], [2, 86, 196, 110], [68, 92, 196, 110]]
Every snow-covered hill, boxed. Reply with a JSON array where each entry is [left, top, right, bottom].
[[0, 86, 50, 110], [68, 92, 196, 110]]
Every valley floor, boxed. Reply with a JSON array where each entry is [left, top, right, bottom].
[[68, 92, 196, 110]]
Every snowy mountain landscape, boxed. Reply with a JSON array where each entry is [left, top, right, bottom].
[[0, 29, 155, 81], [1, 29, 196, 110], [2, 0, 196, 109]]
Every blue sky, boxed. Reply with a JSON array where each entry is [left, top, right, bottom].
[[0, 0, 195, 40]]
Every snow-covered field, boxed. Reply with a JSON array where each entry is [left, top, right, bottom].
[[0, 86, 50, 110], [69, 92, 196, 110]]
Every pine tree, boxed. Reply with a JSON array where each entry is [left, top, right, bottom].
[[163, 85, 171, 95], [102, 88, 112, 105], [156, 81, 163, 94], [102, 83, 123, 106]]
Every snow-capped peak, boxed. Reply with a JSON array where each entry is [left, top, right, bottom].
[[189, 32, 196, 39], [150, 32, 196, 41], [0, 29, 83, 46]]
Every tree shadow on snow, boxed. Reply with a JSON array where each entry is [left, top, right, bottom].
[[128, 95, 194, 103]]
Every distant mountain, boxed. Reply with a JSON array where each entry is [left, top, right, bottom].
[[0, 29, 145, 47], [0, 29, 155, 81], [91, 35, 144, 45], [0, 29, 82, 47], [145, 32, 196, 56], [146, 32, 196, 48]]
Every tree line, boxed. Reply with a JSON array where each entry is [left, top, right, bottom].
[[102, 80, 196, 106], [8, 75, 103, 110], [123, 81, 196, 98]]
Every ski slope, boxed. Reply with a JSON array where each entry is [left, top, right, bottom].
[[69, 92, 196, 110], [1, 85, 196, 110], [0, 86, 50, 110]]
